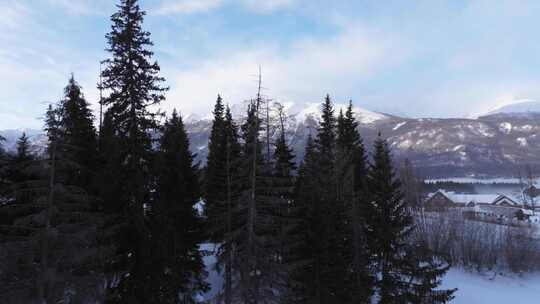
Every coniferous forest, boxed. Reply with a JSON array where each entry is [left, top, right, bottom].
[[0, 1, 456, 303]]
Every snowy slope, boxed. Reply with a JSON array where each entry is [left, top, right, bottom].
[[5, 100, 540, 177], [292, 102, 388, 125], [482, 100, 540, 117], [441, 268, 540, 304]]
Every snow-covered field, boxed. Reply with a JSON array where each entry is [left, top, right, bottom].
[[200, 244, 540, 303], [425, 177, 540, 184], [441, 268, 540, 303], [201, 243, 223, 301]]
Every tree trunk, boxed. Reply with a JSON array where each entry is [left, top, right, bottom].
[[39, 138, 57, 304]]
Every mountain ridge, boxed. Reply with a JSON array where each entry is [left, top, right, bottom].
[[3, 101, 540, 178]]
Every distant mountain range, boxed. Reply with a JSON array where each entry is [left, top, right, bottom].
[[482, 99, 540, 117], [3, 100, 540, 178]]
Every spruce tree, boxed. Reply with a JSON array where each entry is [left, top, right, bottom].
[[336, 101, 373, 302], [229, 100, 283, 303], [16, 133, 31, 163], [201, 100, 243, 303], [399, 159, 423, 209], [367, 134, 411, 303], [57, 75, 98, 190], [10, 133, 36, 204], [0, 136, 8, 204], [366, 134, 454, 303], [272, 107, 296, 258], [316, 95, 336, 170], [204, 95, 228, 241], [219, 105, 243, 304], [314, 95, 350, 302], [401, 244, 456, 303], [285, 134, 320, 304], [95, 110, 124, 213], [237, 102, 266, 302], [286, 96, 351, 303], [0, 103, 109, 303], [150, 110, 208, 302], [100, 0, 167, 301]]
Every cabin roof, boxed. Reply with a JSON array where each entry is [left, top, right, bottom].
[[431, 190, 499, 204]]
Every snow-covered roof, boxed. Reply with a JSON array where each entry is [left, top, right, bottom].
[[522, 209, 534, 216], [435, 190, 499, 204]]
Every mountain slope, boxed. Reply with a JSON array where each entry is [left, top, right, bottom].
[[483, 99, 540, 116], [3, 102, 540, 178]]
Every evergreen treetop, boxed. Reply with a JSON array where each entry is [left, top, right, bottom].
[[58, 75, 98, 188], [316, 94, 336, 158], [15, 132, 32, 163], [101, 0, 167, 134], [150, 110, 208, 302]]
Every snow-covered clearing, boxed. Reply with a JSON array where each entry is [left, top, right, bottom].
[[201, 243, 223, 301], [425, 177, 540, 184], [200, 241, 540, 303], [441, 268, 540, 303]]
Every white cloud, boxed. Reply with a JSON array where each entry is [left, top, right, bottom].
[[44, 0, 112, 15], [154, 0, 298, 15], [162, 27, 406, 116], [155, 0, 225, 15], [240, 0, 299, 13], [0, 2, 30, 30]]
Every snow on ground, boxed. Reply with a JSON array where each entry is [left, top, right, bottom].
[[393, 121, 407, 130], [517, 137, 528, 146], [293, 102, 388, 125], [201, 243, 223, 301], [425, 177, 540, 184], [199, 250, 540, 303], [484, 99, 540, 116], [441, 268, 540, 303], [499, 122, 512, 134]]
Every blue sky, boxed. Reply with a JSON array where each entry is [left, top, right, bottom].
[[2, 0, 540, 129]]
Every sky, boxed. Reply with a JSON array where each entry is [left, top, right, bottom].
[[2, 0, 540, 129]]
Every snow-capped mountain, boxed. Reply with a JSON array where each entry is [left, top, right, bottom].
[[183, 101, 540, 177], [481, 99, 540, 118], [0, 129, 47, 155], [3, 101, 540, 178]]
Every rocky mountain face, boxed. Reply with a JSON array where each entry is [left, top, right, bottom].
[[3, 101, 540, 178]]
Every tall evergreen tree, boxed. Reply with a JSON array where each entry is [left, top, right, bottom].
[[57, 75, 98, 190], [366, 135, 454, 303], [204, 95, 228, 241], [273, 108, 296, 219], [401, 244, 456, 303], [99, 0, 168, 301], [273, 104, 296, 184], [0, 103, 108, 303], [150, 110, 208, 303], [237, 101, 266, 302], [10, 133, 36, 204], [285, 134, 320, 304], [315, 95, 336, 169], [367, 134, 411, 303], [286, 96, 351, 303], [0, 136, 8, 204], [336, 101, 373, 302], [96, 111, 124, 213], [15, 133, 31, 163], [399, 158, 423, 209], [227, 99, 284, 303], [314, 95, 351, 302], [215, 105, 243, 304]]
